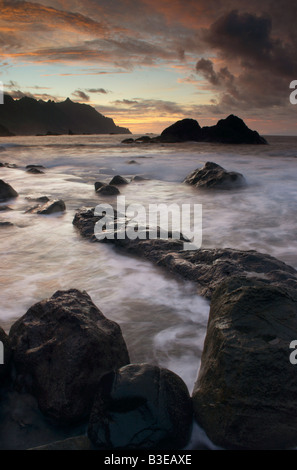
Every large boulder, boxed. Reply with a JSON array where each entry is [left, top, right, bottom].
[[9, 289, 130, 424], [192, 276, 297, 450], [160, 118, 202, 143], [0, 180, 18, 202], [184, 161, 246, 190], [0, 327, 11, 380], [88, 363, 193, 449]]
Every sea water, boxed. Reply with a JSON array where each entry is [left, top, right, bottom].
[[1, 134, 297, 449]]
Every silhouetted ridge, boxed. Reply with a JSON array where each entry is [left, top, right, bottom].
[[0, 95, 131, 136]]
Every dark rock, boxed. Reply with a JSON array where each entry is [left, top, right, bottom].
[[0, 180, 18, 202], [0, 205, 13, 211], [121, 138, 135, 144], [4, 163, 18, 169], [200, 115, 268, 144], [157, 248, 297, 299], [184, 161, 246, 190], [132, 175, 147, 181], [0, 221, 14, 227], [94, 181, 106, 191], [126, 160, 140, 165], [26, 167, 44, 174], [134, 136, 152, 143], [28, 199, 66, 215], [72, 207, 101, 241], [26, 165, 46, 170], [160, 118, 202, 143], [73, 207, 297, 299], [97, 184, 120, 196], [9, 289, 130, 424], [192, 276, 297, 450], [127, 115, 267, 145], [29, 435, 94, 450], [88, 363, 193, 450], [0, 327, 11, 380], [109, 175, 129, 186]]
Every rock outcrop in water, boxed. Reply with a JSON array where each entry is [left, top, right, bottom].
[[192, 276, 297, 450], [9, 289, 130, 424], [0, 95, 131, 136], [184, 161, 246, 190], [88, 363, 193, 450], [73, 207, 297, 449], [122, 114, 267, 145], [0, 180, 18, 202], [26, 199, 66, 215]]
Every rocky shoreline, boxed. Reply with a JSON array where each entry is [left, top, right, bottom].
[[1, 156, 297, 450]]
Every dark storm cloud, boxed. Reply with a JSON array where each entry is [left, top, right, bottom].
[[204, 9, 297, 77]]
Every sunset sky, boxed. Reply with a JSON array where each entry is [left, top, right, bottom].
[[1, 0, 297, 134]]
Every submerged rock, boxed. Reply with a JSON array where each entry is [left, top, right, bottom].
[[26, 165, 46, 170], [73, 207, 297, 298], [184, 161, 246, 190], [109, 175, 129, 185], [0, 180, 18, 202], [26, 167, 44, 174], [96, 184, 120, 196], [27, 199, 66, 215], [9, 289, 130, 424], [0, 221, 14, 227], [121, 138, 135, 144], [88, 363, 193, 450], [94, 181, 106, 191], [192, 276, 297, 450]]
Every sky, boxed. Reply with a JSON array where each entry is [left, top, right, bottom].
[[1, 0, 297, 134]]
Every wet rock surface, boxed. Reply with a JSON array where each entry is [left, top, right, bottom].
[[73, 208, 297, 298], [192, 276, 297, 449], [88, 363, 193, 450], [9, 289, 130, 424], [26, 199, 66, 215], [184, 161, 246, 190], [0, 180, 18, 202]]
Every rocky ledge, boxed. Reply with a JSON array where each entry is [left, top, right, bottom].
[[72, 206, 297, 449]]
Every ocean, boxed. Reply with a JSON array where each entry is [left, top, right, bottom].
[[1, 133, 297, 449]]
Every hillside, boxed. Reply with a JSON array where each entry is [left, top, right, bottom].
[[0, 95, 131, 136]]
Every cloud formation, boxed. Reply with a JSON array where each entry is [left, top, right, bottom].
[[1, 0, 297, 132]]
